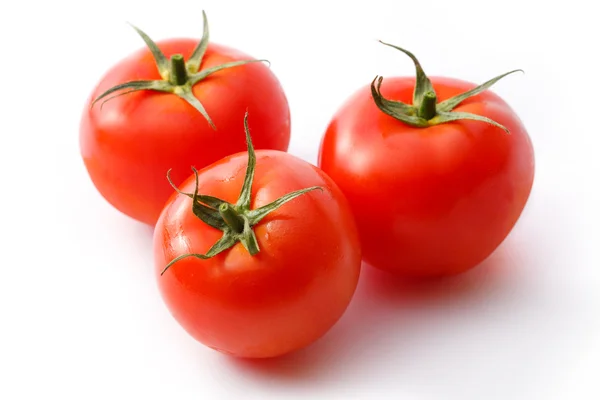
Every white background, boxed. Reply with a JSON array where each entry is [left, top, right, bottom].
[[1, 0, 599, 399]]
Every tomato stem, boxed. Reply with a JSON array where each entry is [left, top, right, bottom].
[[370, 42, 522, 133], [169, 54, 188, 86], [161, 112, 323, 274], [91, 12, 269, 130], [417, 91, 437, 120], [219, 203, 245, 234]]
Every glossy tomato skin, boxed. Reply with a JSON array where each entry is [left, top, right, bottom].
[[318, 77, 534, 278], [80, 39, 290, 225], [153, 150, 361, 358]]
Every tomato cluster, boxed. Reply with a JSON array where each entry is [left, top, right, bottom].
[[80, 13, 534, 358]]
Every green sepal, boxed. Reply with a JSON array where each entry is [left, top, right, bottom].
[[190, 59, 269, 86], [166, 168, 226, 209], [371, 76, 428, 127], [436, 69, 523, 112], [160, 233, 236, 276], [236, 113, 257, 210], [239, 216, 260, 255], [175, 87, 215, 129], [127, 23, 169, 78], [186, 10, 210, 74], [378, 41, 435, 108], [166, 168, 226, 230], [246, 186, 323, 225], [433, 111, 509, 133], [370, 76, 415, 115], [91, 80, 172, 109]]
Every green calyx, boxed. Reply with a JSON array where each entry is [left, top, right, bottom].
[[91, 11, 269, 129], [161, 112, 323, 276], [371, 41, 524, 133]]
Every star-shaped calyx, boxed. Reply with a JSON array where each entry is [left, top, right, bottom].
[[91, 11, 268, 129], [160, 112, 323, 276], [371, 41, 523, 133]]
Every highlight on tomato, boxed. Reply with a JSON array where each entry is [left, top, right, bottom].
[[318, 41, 535, 278], [154, 112, 362, 358], [79, 11, 290, 226]]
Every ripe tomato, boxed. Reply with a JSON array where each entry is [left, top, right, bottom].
[[80, 12, 290, 225], [154, 113, 361, 358], [318, 42, 535, 278]]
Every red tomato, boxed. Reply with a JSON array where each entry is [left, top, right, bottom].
[[154, 114, 361, 358], [318, 43, 535, 278], [80, 12, 290, 225]]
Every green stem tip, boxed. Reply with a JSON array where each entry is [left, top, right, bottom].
[[169, 54, 188, 85], [218, 203, 244, 234], [417, 91, 437, 120], [160, 112, 324, 275], [370, 41, 523, 133]]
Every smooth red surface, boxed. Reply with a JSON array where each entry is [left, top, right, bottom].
[[153, 150, 361, 358], [80, 39, 290, 225], [318, 77, 535, 278]]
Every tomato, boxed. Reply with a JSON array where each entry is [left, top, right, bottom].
[[154, 113, 361, 358], [318, 42, 535, 278], [80, 12, 290, 226]]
